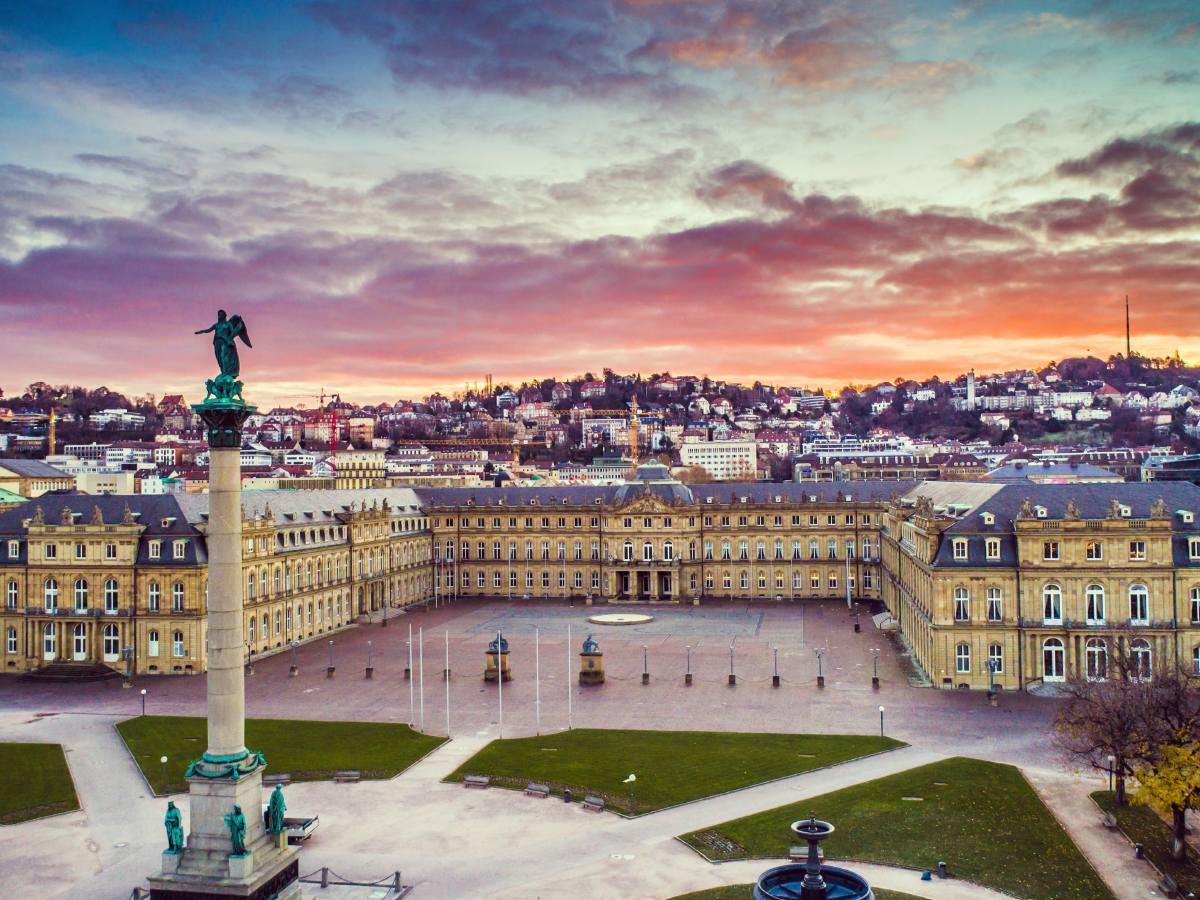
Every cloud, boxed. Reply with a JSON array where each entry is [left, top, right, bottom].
[[954, 147, 1025, 171], [1162, 69, 1199, 83]]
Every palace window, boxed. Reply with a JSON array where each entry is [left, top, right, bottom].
[[558, 541, 566, 561], [1129, 541, 1146, 561], [1043, 638, 1065, 682], [44, 577, 59, 610], [148, 630, 159, 657], [7, 627, 16, 654], [74, 578, 88, 610], [738, 541, 748, 560], [1131, 638, 1152, 681], [75, 542, 86, 559], [1042, 584, 1062, 624], [952, 540, 967, 560], [574, 541, 582, 561], [104, 579, 118, 612], [1086, 541, 1103, 561], [985, 539, 1000, 560], [1043, 541, 1059, 561], [1129, 584, 1149, 625], [1191, 587, 1200, 623], [173, 540, 187, 559], [148, 583, 159, 611], [149, 541, 160, 559], [173, 631, 184, 657], [479, 571, 486, 588], [1086, 638, 1107, 681], [45, 543, 56, 559], [740, 572, 748, 589], [723, 572, 731, 590], [954, 588, 969, 622], [623, 541, 633, 562], [1190, 539, 1200, 560], [828, 571, 837, 590], [811, 571, 819, 589], [955, 643, 970, 674], [756, 542, 766, 561], [643, 541, 654, 562], [827, 540, 837, 560], [706, 573, 714, 590], [988, 643, 1003, 674], [775, 540, 784, 560], [864, 570, 873, 589], [663, 542, 674, 561], [6, 581, 16, 609], [1086, 584, 1105, 624], [541, 572, 550, 589]]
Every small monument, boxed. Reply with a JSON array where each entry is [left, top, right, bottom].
[[753, 814, 873, 900], [147, 313, 300, 899], [579, 633, 604, 684], [485, 633, 512, 682]]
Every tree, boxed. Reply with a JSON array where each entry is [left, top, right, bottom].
[[677, 466, 714, 484], [1132, 740, 1200, 860]]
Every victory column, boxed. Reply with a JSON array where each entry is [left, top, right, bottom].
[[147, 313, 301, 900]]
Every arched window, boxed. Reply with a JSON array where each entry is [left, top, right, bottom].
[[6, 627, 16, 654], [1129, 584, 1149, 625], [774, 539, 783, 559], [954, 587, 969, 622], [148, 630, 160, 656], [262, 613, 269, 637], [1191, 586, 1200, 624], [307, 563, 313, 586], [740, 572, 748, 589], [44, 577, 58, 609], [1043, 638, 1065, 682], [622, 541, 633, 562], [275, 611, 281, 635], [1130, 638, 1152, 681], [1193, 645, 1200, 676], [988, 643, 1003, 673], [172, 583, 184, 611], [43, 623, 56, 659], [1086, 585, 1105, 625], [663, 542, 674, 561], [247, 572, 255, 600], [1084, 638, 1107, 681], [148, 582, 160, 611], [249, 617, 255, 642], [74, 578, 88, 610], [643, 541, 654, 562], [72, 623, 86, 660], [1042, 584, 1062, 624], [757, 571, 767, 589], [756, 541, 766, 561], [955, 643, 970, 674], [173, 631, 184, 657], [103, 624, 119, 661]]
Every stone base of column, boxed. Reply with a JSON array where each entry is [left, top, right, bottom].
[[148, 764, 300, 900]]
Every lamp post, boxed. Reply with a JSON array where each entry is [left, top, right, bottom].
[[1107, 754, 1115, 793], [685, 645, 692, 685], [984, 658, 1000, 706], [623, 773, 636, 813], [327, 639, 335, 677], [815, 648, 825, 688], [642, 645, 649, 685], [854, 602, 861, 633], [141, 688, 147, 716], [878, 705, 885, 737], [870, 648, 880, 689], [288, 641, 298, 678], [160, 755, 168, 795], [366, 640, 373, 679], [773, 647, 780, 688], [728, 644, 736, 686]]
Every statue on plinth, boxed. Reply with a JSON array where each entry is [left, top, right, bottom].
[[164, 801, 184, 852], [224, 805, 248, 856], [579, 633, 604, 684], [196, 310, 252, 403], [266, 785, 287, 834]]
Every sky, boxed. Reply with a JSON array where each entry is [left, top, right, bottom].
[[0, 0, 1198, 407]]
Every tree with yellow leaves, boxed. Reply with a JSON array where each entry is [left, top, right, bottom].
[[1132, 739, 1200, 861]]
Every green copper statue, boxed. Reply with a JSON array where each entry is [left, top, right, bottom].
[[196, 311, 252, 403], [266, 784, 287, 834], [224, 804, 248, 856], [164, 800, 184, 852]]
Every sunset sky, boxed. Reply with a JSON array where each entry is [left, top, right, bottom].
[[1, 0, 1198, 406]]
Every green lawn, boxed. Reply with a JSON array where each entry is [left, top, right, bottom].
[[0, 743, 80, 824], [681, 758, 1113, 900], [117, 716, 446, 795], [446, 730, 903, 814], [1094, 791, 1200, 894], [668, 886, 920, 900]]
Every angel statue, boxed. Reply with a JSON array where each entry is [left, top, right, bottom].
[[196, 311, 252, 402]]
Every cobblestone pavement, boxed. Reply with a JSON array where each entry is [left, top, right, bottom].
[[0, 598, 1152, 899]]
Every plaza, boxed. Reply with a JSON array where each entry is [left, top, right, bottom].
[[0, 597, 1163, 900]]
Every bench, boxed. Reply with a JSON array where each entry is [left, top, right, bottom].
[[582, 795, 605, 812], [788, 846, 824, 862], [1101, 812, 1118, 830], [333, 770, 360, 783], [1159, 875, 1179, 898], [263, 774, 291, 786], [464, 775, 489, 789], [525, 783, 550, 799]]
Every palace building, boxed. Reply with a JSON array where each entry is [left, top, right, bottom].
[[3, 470, 1200, 691]]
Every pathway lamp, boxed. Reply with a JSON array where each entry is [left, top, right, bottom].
[[870, 648, 880, 689], [160, 755, 168, 795], [288, 641, 298, 678], [984, 658, 1001, 705], [814, 648, 825, 688], [623, 773, 636, 812], [327, 640, 335, 678], [729, 644, 736, 686], [773, 647, 780, 688], [685, 645, 692, 685], [854, 603, 861, 633], [366, 640, 373, 679], [878, 705, 885, 737], [141, 688, 147, 716], [1108, 754, 1115, 793], [642, 645, 649, 685]]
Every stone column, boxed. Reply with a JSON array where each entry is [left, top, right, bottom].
[[206, 447, 245, 759]]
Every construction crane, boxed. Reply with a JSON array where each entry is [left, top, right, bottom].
[[272, 390, 342, 450]]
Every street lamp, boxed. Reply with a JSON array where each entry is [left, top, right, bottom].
[[773, 647, 780, 688], [685, 645, 692, 686], [1107, 754, 1115, 793], [729, 644, 736, 686], [642, 645, 649, 685], [140, 688, 147, 716], [878, 705, 885, 737], [984, 658, 1001, 704], [623, 773, 636, 812], [814, 648, 825, 688], [160, 755, 168, 795], [869, 648, 880, 688], [289, 641, 298, 678]]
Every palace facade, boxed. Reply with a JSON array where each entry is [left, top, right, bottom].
[[3, 467, 1200, 691]]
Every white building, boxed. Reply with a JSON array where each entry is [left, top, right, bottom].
[[679, 440, 756, 480], [88, 408, 147, 428]]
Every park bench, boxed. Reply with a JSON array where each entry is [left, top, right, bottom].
[[525, 783, 549, 799], [582, 795, 605, 812], [263, 774, 291, 786], [464, 775, 490, 789], [333, 771, 360, 783], [1101, 812, 1118, 830], [789, 846, 823, 862], [1159, 874, 1179, 898]]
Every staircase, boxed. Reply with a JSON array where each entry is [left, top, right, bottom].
[[20, 662, 120, 683]]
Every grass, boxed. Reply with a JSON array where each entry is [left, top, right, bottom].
[[446, 730, 904, 814], [667, 887, 921, 900], [117, 716, 446, 795], [0, 743, 80, 824], [1093, 791, 1200, 894], [680, 757, 1113, 900]]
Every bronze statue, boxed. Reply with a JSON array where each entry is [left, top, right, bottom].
[[266, 784, 287, 834], [224, 805, 247, 855], [196, 311, 252, 403], [196, 310, 252, 379], [582, 634, 599, 654], [164, 801, 184, 852]]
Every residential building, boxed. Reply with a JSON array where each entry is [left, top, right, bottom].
[[0, 460, 75, 497], [679, 441, 756, 480]]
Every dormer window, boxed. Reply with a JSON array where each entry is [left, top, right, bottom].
[[149, 541, 161, 559], [1179, 510, 1195, 524], [982, 512, 995, 526], [8, 541, 18, 558], [1189, 538, 1200, 560], [173, 540, 187, 559], [1120, 506, 1131, 518], [952, 539, 968, 560], [1035, 506, 1047, 519], [986, 538, 1000, 560]]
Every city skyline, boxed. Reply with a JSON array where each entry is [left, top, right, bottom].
[[1, 1, 1197, 404]]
